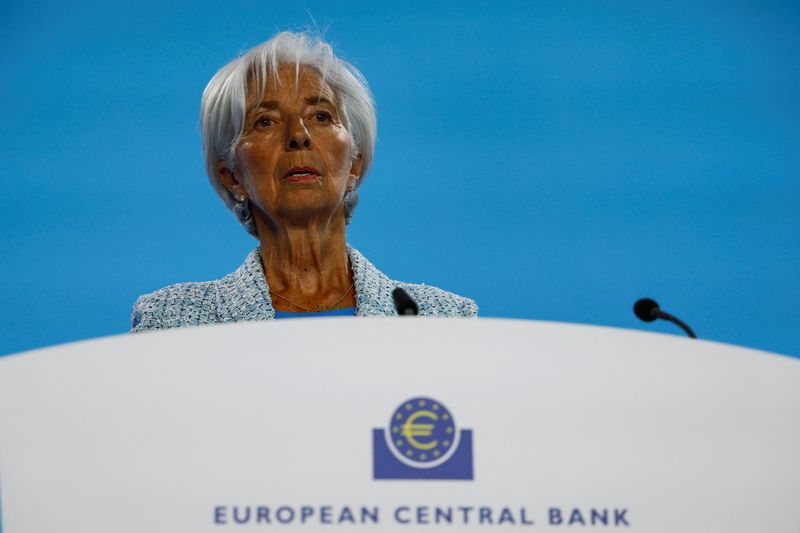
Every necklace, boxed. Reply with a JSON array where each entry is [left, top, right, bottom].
[[270, 282, 355, 313]]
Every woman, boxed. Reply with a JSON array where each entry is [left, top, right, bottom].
[[131, 32, 476, 332]]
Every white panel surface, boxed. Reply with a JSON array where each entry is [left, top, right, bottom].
[[0, 319, 798, 532]]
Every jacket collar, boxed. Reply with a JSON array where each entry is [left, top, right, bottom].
[[217, 245, 397, 321]]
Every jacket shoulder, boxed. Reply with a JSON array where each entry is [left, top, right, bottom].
[[346, 244, 478, 317], [130, 280, 218, 332], [399, 282, 478, 317]]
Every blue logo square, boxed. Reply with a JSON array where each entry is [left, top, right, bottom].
[[372, 397, 474, 480]]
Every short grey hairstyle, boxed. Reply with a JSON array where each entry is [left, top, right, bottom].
[[200, 31, 377, 237]]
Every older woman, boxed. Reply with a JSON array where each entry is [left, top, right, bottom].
[[131, 32, 476, 331]]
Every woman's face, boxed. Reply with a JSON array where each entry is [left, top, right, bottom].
[[224, 64, 361, 227]]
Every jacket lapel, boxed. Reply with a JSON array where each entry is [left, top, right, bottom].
[[216, 249, 275, 322], [348, 245, 399, 316]]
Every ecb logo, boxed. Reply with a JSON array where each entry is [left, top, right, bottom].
[[373, 397, 473, 480]]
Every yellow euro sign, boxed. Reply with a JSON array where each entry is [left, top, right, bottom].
[[402, 410, 438, 450]]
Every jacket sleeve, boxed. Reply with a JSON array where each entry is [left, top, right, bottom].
[[460, 297, 479, 317], [130, 292, 166, 333], [130, 282, 219, 332]]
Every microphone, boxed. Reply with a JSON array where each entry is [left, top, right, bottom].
[[392, 287, 419, 316], [633, 298, 697, 339]]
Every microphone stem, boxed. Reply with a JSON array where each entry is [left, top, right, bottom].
[[655, 310, 697, 339]]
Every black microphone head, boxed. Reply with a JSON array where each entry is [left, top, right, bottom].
[[392, 287, 419, 316], [633, 298, 660, 322]]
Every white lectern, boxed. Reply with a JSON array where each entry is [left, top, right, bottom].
[[1, 319, 798, 532]]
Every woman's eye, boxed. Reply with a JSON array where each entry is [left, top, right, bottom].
[[313, 111, 331, 122], [256, 117, 274, 128]]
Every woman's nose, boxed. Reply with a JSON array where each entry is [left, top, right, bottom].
[[285, 118, 312, 150]]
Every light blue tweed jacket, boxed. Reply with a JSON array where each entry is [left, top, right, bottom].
[[130, 246, 477, 332]]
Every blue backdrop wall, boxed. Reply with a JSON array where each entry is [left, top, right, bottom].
[[2, 0, 798, 357]]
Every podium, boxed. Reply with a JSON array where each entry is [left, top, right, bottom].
[[1, 318, 798, 532]]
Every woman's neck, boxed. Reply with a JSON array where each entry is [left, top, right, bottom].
[[255, 215, 354, 311]]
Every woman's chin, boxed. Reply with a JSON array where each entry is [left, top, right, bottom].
[[270, 202, 345, 227]]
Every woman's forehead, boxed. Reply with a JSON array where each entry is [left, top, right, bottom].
[[247, 64, 337, 107]]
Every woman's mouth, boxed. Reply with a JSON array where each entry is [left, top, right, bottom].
[[284, 166, 321, 182]]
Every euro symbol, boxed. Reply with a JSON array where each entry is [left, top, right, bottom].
[[402, 410, 438, 450]]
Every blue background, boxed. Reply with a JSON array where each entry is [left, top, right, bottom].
[[1, 0, 798, 357]]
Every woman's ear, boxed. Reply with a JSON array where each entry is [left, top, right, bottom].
[[218, 162, 245, 198], [348, 153, 363, 190]]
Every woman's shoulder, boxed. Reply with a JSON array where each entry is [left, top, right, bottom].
[[130, 280, 220, 332], [347, 246, 478, 318], [398, 282, 478, 317], [130, 250, 271, 332]]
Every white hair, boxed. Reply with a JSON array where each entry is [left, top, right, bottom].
[[200, 31, 377, 236]]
